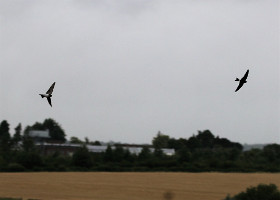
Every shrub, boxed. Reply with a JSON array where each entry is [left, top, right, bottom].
[[0, 198, 22, 200], [224, 184, 280, 200], [5, 163, 25, 172], [72, 146, 92, 168]]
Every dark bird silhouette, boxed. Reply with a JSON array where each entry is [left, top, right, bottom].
[[235, 70, 249, 92], [39, 82, 56, 107]]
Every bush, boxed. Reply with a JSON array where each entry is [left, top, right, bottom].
[[72, 146, 92, 168], [16, 152, 43, 170], [0, 198, 22, 200], [5, 163, 25, 172], [224, 184, 280, 200]]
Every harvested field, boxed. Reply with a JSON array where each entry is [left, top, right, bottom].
[[0, 172, 279, 200]]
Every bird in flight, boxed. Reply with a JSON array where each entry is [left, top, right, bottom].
[[235, 70, 249, 92], [39, 82, 56, 107]]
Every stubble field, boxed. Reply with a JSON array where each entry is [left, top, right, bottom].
[[0, 172, 279, 200]]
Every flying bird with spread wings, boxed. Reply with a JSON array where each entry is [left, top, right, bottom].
[[39, 82, 56, 107], [235, 70, 249, 92]]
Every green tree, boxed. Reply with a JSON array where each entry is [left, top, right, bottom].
[[23, 125, 32, 136], [0, 120, 10, 135], [85, 137, 90, 144], [22, 136, 36, 152], [123, 149, 135, 163], [31, 122, 45, 130], [114, 146, 125, 162], [196, 130, 215, 148], [104, 145, 114, 162], [70, 136, 83, 144], [90, 140, 101, 145], [43, 118, 66, 142], [176, 146, 191, 162], [13, 123, 22, 146], [152, 131, 170, 149], [168, 138, 188, 150], [225, 184, 280, 200], [153, 148, 164, 158], [214, 137, 243, 150], [24, 118, 66, 142], [72, 145, 93, 168], [17, 151, 42, 170], [263, 144, 280, 162], [186, 136, 200, 150], [138, 146, 152, 160], [0, 120, 11, 153]]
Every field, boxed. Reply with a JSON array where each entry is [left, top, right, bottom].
[[0, 172, 279, 200]]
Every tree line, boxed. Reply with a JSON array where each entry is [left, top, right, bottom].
[[0, 119, 279, 172], [224, 184, 280, 200]]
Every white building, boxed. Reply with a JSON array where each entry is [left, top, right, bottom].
[[29, 130, 50, 138]]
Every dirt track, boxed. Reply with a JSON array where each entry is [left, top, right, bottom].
[[0, 172, 279, 200]]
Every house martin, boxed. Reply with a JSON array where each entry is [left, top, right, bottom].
[[39, 82, 56, 107], [235, 70, 249, 92]]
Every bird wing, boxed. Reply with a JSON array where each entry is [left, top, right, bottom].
[[46, 82, 55, 94], [235, 82, 244, 92], [47, 97, 52, 107], [242, 70, 249, 80]]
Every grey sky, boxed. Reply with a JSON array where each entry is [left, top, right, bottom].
[[1, 0, 279, 144]]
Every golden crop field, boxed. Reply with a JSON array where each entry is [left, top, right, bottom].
[[0, 172, 279, 200]]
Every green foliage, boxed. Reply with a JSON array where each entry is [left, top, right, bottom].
[[176, 146, 191, 162], [5, 163, 25, 172], [263, 144, 280, 163], [44, 152, 71, 171], [43, 118, 66, 142], [90, 140, 101, 145], [224, 184, 280, 200], [72, 146, 92, 169], [152, 131, 170, 149], [23, 125, 32, 136], [0, 155, 7, 170], [27, 118, 66, 142], [168, 138, 188, 150], [31, 122, 44, 130], [0, 119, 280, 172], [184, 130, 242, 151], [138, 146, 151, 160], [22, 136, 36, 152], [12, 123, 22, 146], [0, 120, 10, 135], [153, 148, 164, 158], [0, 120, 11, 153], [104, 145, 114, 162], [17, 151, 43, 170], [197, 130, 215, 148], [70, 136, 83, 144], [113, 146, 125, 162]]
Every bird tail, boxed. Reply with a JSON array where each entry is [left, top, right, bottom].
[[39, 94, 45, 98], [235, 78, 239, 81]]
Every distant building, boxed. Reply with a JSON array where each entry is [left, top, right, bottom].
[[28, 130, 50, 142], [37, 143, 80, 156], [87, 145, 175, 156], [35, 143, 175, 156], [242, 144, 268, 151]]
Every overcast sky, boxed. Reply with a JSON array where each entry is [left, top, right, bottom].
[[1, 0, 279, 144]]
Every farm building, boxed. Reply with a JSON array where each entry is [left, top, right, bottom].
[[28, 130, 50, 142], [36, 143, 175, 156]]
